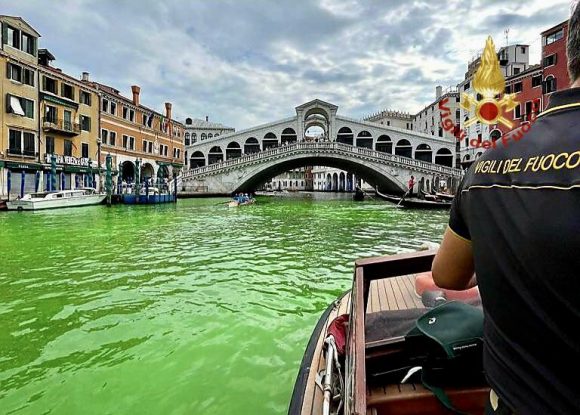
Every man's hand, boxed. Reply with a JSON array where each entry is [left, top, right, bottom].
[[432, 227, 475, 290]]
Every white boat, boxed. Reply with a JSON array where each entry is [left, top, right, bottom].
[[6, 188, 106, 211]]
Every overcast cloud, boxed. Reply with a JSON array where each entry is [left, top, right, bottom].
[[3, 0, 575, 128]]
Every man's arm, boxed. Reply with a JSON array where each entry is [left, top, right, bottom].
[[432, 227, 475, 290]]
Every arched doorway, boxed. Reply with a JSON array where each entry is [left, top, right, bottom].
[[375, 135, 392, 153], [305, 125, 324, 141], [142, 163, 155, 180], [415, 144, 432, 163], [435, 148, 453, 167], [346, 172, 354, 192], [190, 151, 205, 169], [208, 146, 223, 165], [121, 161, 135, 182], [226, 142, 242, 160], [395, 139, 412, 158], [244, 137, 260, 154], [337, 127, 354, 145], [332, 172, 338, 191], [281, 128, 298, 145], [490, 129, 502, 142], [356, 131, 373, 149], [326, 173, 332, 191], [263, 132, 278, 150], [339, 172, 345, 192], [157, 165, 169, 179]]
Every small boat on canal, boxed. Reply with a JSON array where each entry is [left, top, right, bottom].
[[122, 187, 176, 205], [353, 187, 365, 202], [6, 188, 106, 211], [376, 190, 452, 210], [289, 250, 488, 415]]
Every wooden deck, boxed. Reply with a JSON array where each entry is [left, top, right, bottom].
[[298, 274, 421, 415]]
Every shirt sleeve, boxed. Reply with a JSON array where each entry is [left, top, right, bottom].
[[449, 175, 471, 242]]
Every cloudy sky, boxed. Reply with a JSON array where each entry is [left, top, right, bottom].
[[4, 0, 575, 129]]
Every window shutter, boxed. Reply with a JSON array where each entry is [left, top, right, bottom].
[[1, 23, 7, 45], [6, 61, 11, 79], [61, 82, 64, 97], [6, 93, 11, 113]]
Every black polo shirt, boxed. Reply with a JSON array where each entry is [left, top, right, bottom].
[[449, 88, 580, 414]]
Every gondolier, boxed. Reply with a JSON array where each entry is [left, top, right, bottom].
[[432, 7, 580, 415], [407, 176, 415, 196]]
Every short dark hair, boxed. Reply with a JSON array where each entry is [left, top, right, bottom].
[[568, 2, 580, 82]]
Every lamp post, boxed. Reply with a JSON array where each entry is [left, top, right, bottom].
[[97, 138, 102, 192]]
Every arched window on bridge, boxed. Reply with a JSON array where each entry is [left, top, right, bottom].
[[190, 151, 205, 169], [244, 137, 260, 154], [337, 127, 353, 146], [185, 132, 190, 146], [281, 128, 298, 145], [208, 146, 223, 165], [208, 133, 213, 139], [263, 132, 278, 150], [395, 139, 412, 158], [435, 148, 453, 167], [375, 135, 392, 153], [415, 144, 432, 163], [201, 133, 207, 141], [356, 131, 373, 149], [215, 133, 220, 138], [226, 142, 242, 160]]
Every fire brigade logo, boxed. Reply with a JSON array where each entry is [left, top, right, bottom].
[[461, 36, 519, 129]]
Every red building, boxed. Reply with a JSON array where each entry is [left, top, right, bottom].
[[541, 20, 570, 109]]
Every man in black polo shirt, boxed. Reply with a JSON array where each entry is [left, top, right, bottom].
[[432, 7, 580, 415]]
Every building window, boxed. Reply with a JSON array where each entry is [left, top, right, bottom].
[[110, 102, 117, 116], [45, 105, 57, 123], [201, 133, 207, 140], [80, 115, 91, 131], [61, 83, 74, 100], [109, 131, 116, 146], [129, 109, 135, 122], [43, 76, 58, 94], [544, 29, 564, 45], [142, 113, 147, 126], [129, 136, 135, 150], [185, 132, 190, 145], [102, 98, 109, 112], [520, 46, 526, 54], [464, 81, 470, 90], [7, 62, 22, 82], [208, 133, 213, 139], [101, 129, 108, 145], [514, 104, 522, 119], [192, 133, 197, 143], [142, 140, 147, 152], [82, 143, 89, 158], [8, 129, 22, 154], [513, 82, 523, 93], [543, 54, 557, 67], [505, 85, 511, 94], [6, 94, 33, 118], [21, 32, 36, 55], [80, 91, 91, 106], [64, 140, 73, 157], [122, 135, 128, 148], [532, 75, 542, 88], [513, 68, 520, 75], [148, 142, 152, 153], [23, 132, 35, 156], [544, 76, 557, 94], [6, 26, 20, 49], [46, 136, 55, 154]]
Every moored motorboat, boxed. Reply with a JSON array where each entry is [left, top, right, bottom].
[[6, 188, 106, 211], [122, 187, 176, 204], [289, 251, 488, 415]]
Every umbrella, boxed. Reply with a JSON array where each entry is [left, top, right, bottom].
[[6, 170, 11, 201], [20, 170, 25, 198], [50, 155, 57, 192], [35, 171, 40, 192]]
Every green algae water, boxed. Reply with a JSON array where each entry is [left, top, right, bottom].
[[0, 194, 448, 415]]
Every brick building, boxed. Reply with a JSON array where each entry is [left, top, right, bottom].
[[541, 20, 570, 109]]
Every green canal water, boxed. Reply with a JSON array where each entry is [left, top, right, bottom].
[[0, 194, 448, 415]]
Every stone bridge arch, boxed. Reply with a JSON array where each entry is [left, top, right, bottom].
[[233, 153, 407, 194]]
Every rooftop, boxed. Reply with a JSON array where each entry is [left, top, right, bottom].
[[185, 118, 234, 130]]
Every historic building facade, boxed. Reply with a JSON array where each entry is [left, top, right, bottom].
[[0, 16, 41, 197], [184, 117, 234, 169]]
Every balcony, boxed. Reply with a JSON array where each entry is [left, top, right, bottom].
[[6, 148, 38, 158], [42, 118, 81, 136]]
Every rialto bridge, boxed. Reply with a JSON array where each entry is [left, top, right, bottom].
[[178, 99, 462, 194]]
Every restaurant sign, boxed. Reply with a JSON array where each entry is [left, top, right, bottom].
[[45, 154, 90, 166]]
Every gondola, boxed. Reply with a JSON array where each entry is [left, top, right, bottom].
[[289, 250, 488, 415], [353, 187, 364, 202], [376, 190, 452, 210]]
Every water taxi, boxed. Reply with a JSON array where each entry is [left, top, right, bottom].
[[289, 250, 488, 415], [6, 188, 106, 211]]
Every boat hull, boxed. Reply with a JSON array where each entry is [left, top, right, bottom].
[[6, 194, 106, 211], [376, 191, 451, 209], [122, 194, 176, 204]]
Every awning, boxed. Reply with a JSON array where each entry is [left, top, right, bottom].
[[40, 92, 79, 109], [6, 161, 42, 170], [64, 166, 95, 173], [9, 96, 25, 116], [171, 162, 183, 168]]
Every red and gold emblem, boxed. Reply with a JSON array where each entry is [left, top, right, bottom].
[[461, 36, 519, 128]]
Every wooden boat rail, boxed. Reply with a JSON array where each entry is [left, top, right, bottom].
[[345, 250, 438, 415]]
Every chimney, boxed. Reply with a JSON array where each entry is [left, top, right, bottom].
[[131, 85, 141, 106], [436, 85, 443, 100], [165, 102, 172, 120], [82, 72, 90, 82], [205, 115, 209, 122]]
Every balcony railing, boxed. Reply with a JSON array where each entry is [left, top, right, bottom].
[[6, 148, 38, 158], [42, 118, 81, 135]]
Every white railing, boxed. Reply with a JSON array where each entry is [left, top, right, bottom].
[[177, 142, 462, 185]]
